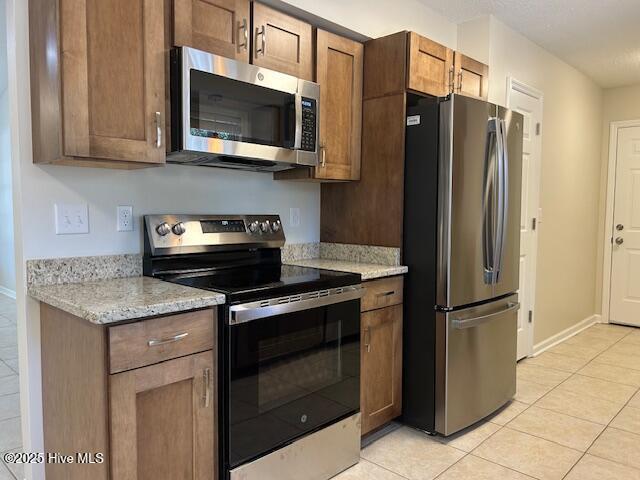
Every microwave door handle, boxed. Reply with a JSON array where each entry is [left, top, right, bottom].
[[293, 93, 302, 150]]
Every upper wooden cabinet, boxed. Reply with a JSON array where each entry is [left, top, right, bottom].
[[251, 2, 313, 80], [407, 32, 454, 97], [453, 52, 489, 100], [30, 0, 166, 168], [173, 0, 250, 62], [275, 29, 363, 182]]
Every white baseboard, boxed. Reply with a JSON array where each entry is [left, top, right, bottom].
[[532, 314, 601, 357], [0, 286, 16, 299]]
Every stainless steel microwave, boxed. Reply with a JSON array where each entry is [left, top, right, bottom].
[[169, 47, 320, 172]]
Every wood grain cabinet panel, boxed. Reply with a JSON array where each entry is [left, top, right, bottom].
[[361, 276, 404, 312], [110, 351, 216, 480], [109, 309, 215, 373], [174, 0, 250, 62], [407, 32, 454, 97], [453, 52, 489, 100], [361, 304, 403, 435], [275, 29, 363, 182], [59, 0, 166, 164], [315, 29, 363, 181], [250, 2, 313, 80]]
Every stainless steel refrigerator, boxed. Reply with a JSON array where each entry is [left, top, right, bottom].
[[402, 94, 523, 436]]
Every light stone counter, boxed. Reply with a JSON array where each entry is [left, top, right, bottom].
[[284, 258, 407, 281], [28, 276, 225, 325]]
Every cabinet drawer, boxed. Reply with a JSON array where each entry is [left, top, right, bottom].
[[109, 309, 215, 374], [361, 277, 404, 312]]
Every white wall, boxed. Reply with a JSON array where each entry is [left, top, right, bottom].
[[595, 83, 640, 314], [458, 17, 604, 344], [281, 0, 457, 48], [0, 0, 15, 295]]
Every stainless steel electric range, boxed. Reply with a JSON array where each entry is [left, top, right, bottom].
[[143, 214, 363, 480]]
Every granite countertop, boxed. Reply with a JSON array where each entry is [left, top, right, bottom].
[[284, 258, 408, 281], [28, 276, 226, 325]]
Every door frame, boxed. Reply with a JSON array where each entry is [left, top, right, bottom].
[[506, 76, 544, 358], [600, 119, 640, 324]]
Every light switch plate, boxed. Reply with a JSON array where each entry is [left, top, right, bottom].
[[117, 206, 134, 232], [55, 203, 89, 234]]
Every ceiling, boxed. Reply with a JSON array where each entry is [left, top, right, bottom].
[[417, 0, 640, 88]]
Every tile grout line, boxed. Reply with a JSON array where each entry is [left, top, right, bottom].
[[558, 326, 640, 479]]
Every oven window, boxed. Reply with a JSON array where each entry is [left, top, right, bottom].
[[227, 300, 360, 468], [190, 70, 295, 148]]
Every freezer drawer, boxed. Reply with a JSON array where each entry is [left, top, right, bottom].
[[435, 294, 518, 436]]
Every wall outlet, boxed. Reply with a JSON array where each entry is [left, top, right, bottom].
[[117, 206, 134, 232], [290, 207, 300, 228], [55, 203, 89, 235]]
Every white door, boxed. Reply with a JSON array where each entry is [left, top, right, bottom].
[[610, 126, 640, 326], [508, 80, 543, 359]]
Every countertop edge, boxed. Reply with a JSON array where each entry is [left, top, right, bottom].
[[284, 260, 408, 281], [28, 281, 226, 325]]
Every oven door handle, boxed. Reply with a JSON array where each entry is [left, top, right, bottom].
[[228, 285, 364, 325]]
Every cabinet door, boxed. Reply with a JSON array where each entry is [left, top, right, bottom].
[[60, 0, 165, 164], [361, 304, 403, 435], [315, 30, 363, 181], [454, 52, 489, 100], [174, 0, 250, 62], [110, 351, 216, 480], [407, 32, 454, 97], [251, 2, 313, 80]]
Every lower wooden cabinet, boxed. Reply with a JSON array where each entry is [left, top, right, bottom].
[[360, 279, 403, 436], [40, 304, 218, 480], [110, 351, 216, 480]]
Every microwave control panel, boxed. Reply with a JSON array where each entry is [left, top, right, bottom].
[[301, 98, 317, 152]]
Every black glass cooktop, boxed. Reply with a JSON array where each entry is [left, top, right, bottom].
[[163, 264, 361, 303]]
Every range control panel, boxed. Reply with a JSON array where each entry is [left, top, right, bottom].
[[144, 214, 285, 256]]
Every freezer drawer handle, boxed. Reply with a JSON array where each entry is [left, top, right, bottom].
[[451, 302, 520, 330]]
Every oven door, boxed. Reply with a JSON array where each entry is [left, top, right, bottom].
[[171, 47, 319, 170], [224, 287, 362, 471]]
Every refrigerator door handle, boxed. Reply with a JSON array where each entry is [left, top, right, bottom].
[[483, 117, 501, 285], [451, 302, 520, 329], [494, 119, 509, 283]]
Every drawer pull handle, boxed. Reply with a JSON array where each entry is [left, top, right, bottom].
[[203, 368, 211, 408], [375, 290, 395, 298], [364, 326, 371, 353], [147, 332, 189, 347]]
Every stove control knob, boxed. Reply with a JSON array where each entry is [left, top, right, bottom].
[[172, 222, 186, 236], [248, 221, 260, 234], [260, 221, 271, 233], [156, 222, 171, 236], [272, 220, 281, 232]]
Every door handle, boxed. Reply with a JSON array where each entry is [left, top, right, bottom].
[[238, 18, 248, 50], [615, 237, 624, 245], [202, 368, 211, 408], [256, 25, 266, 55], [155, 112, 162, 148], [616, 224, 624, 231], [448, 66, 455, 93], [364, 326, 371, 353], [147, 332, 188, 347], [451, 302, 520, 330], [457, 71, 463, 93]]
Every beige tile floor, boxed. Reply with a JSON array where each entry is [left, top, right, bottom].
[[0, 294, 22, 480], [336, 323, 640, 480], [0, 301, 638, 480]]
